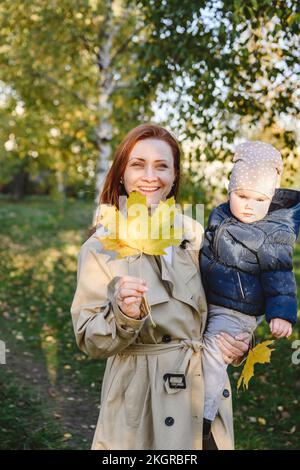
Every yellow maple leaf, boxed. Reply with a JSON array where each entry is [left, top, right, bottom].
[[96, 191, 182, 257], [237, 340, 275, 391], [95, 192, 183, 328]]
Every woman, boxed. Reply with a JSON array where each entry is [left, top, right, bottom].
[[71, 124, 250, 450]]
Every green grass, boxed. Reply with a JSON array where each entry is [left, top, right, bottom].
[[0, 195, 299, 449], [0, 378, 65, 450], [0, 196, 105, 450]]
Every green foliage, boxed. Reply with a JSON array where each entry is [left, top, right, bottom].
[[133, 0, 300, 180], [0, 1, 145, 196], [0, 2, 97, 191], [0, 1, 299, 200]]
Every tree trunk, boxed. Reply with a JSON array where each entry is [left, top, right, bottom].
[[94, 0, 115, 214], [10, 166, 29, 200], [56, 169, 65, 197]]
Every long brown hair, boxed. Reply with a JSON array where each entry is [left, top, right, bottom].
[[100, 123, 181, 208]]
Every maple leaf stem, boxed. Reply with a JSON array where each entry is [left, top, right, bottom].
[[138, 251, 156, 328], [138, 250, 142, 279]]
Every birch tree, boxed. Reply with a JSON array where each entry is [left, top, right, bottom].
[[133, 0, 300, 182], [0, 0, 147, 201]]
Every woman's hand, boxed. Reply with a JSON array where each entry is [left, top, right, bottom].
[[114, 276, 148, 319], [215, 332, 251, 365]]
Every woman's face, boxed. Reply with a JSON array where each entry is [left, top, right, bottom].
[[123, 138, 176, 207]]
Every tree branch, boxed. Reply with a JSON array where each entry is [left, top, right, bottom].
[[31, 70, 98, 111], [110, 23, 147, 67]]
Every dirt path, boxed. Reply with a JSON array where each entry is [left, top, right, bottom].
[[3, 331, 100, 449]]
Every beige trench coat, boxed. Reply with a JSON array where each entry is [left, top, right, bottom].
[[71, 216, 234, 450]]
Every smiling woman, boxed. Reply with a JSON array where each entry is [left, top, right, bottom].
[[71, 123, 250, 450], [100, 124, 181, 209]]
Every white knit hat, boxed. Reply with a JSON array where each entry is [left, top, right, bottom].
[[228, 141, 283, 199]]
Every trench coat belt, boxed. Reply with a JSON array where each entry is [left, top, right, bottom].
[[119, 339, 203, 395]]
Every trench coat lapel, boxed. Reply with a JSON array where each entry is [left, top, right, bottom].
[[159, 246, 200, 312], [127, 254, 170, 306], [99, 251, 170, 307]]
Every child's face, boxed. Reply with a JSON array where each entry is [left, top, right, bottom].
[[229, 189, 271, 223]]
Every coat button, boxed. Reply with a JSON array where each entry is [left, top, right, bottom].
[[223, 388, 230, 398], [165, 416, 174, 426], [162, 335, 171, 343]]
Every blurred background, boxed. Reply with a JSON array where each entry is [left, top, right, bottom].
[[0, 0, 299, 449]]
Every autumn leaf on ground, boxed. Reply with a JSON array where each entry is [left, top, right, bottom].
[[237, 340, 275, 391]]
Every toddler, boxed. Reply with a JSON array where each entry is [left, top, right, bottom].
[[200, 141, 300, 441]]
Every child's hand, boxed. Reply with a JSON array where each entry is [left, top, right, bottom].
[[269, 318, 292, 338]]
